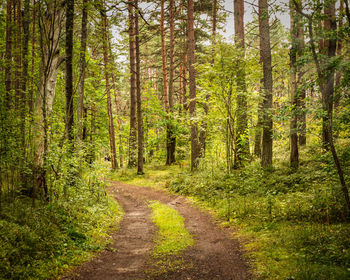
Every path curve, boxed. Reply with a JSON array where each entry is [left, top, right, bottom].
[[64, 181, 251, 280]]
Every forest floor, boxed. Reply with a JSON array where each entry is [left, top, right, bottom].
[[62, 180, 251, 280]]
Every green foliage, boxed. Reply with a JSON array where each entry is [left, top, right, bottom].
[[149, 201, 194, 257], [147, 200, 194, 278], [165, 147, 350, 279], [0, 164, 123, 280]]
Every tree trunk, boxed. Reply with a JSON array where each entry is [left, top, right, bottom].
[[101, 6, 118, 170], [109, 44, 124, 168], [35, 3, 64, 198], [334, 0, 344, 111], [77, 0, 88, 141], [234, 0, 249, 166], [128, 2, 137, 167], [65, 0, 74, 142], [22, 0, 30, 116], [166, 0, 176, 165], [290, 0, 299, 169], [160, 0, 169, 110], [324, 1, 350, 213], [259, 0, 273, 167], [29, 0, 36, 114], [14, 0, 22, 109], [5, 0, 13, 107], [188, 0, 199, 170], [135, 0, 144, 174], [199, 0, 217, 158]]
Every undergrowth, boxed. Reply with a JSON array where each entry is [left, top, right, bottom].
[[166, 146, 350, 280], [0, 162, 123, 280], [109, 146, 350, 280]]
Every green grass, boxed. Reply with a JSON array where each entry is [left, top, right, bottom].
[[105, 162, 180, 189], [149, 200, 194, 257], [0, 163, 123, 280], [147, 200, 194, 277]]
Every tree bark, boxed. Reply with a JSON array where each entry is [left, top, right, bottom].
[[14, 0, 22, 109], [135, 0, 144, 174], [160, 0, 169, 110], [166, 0, 176, 165], [234, 0, 249, 166], [290, 0, 299, 169], [29, 0, 36, 114], [5, 0, 13, 107], [188, 0, 199, 170], [128, 2, 137, 167], [77, 0, 88, 141], [35, 2, 64, 198], [65, 0, 74, 142], [259, 0, 273, 167], [109, 43, 124, 168], [334, 0, 344, 111], [101, 6, 118, 170], [22, 0, 30, 117]]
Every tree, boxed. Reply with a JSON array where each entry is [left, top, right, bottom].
[[128, 1, 137, 167], [234, 0, 249, 166], [135, 0, 144, 174], [293, 0, 350, 212], [101, 3, 118, 170], [166, 0, 176, 165], [258, 0, 273, 167], [290, 0, 299, 169], [77, 0, 88, 141], [65, 0, 74, 142], [188, 0, 199, 170], [35, 0, 64, 197]]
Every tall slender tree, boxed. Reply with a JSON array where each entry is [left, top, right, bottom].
[[167, 0, 176, 165], [5, 0, 13, 107], [65, 0, 74, 142], [77, 0, 88, 141], [135, 0, 144, 174], [258, 0, 273, 167], [290, 0, 299, 169], [128, 1, 137, 167], [101, 3, 117, 170], [234, 0, 249, 166], [188, 0, 199, 170]]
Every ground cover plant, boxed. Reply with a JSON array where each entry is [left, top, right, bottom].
[[146, 200, 194, 277], [0, 162, 123, 280]]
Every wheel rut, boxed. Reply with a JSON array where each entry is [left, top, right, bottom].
[[63, 181, 250, 280]]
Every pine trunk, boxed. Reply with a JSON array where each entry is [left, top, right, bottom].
[[188, 0, 199, 170], [101, 7, 118, 170], [65, 0, 74, 142], [128, 2, 137, 167], [77, 0, 88, 141], [259, 0, 273, 167], [135, 0, 144, 174], [5, 0, 13, 107], [167, 0, 176, 165], [290, 1, 299, 169], [234, 0, 249, 166]]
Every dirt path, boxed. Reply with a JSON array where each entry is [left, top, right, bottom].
[[64, 181, 250, 280]]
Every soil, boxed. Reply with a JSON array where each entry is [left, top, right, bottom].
[[63, 181, 251, 280]]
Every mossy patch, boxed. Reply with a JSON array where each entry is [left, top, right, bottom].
[[147, 200, 194, 277]]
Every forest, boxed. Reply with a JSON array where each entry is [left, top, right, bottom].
[[0, 0, 350, 279]]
